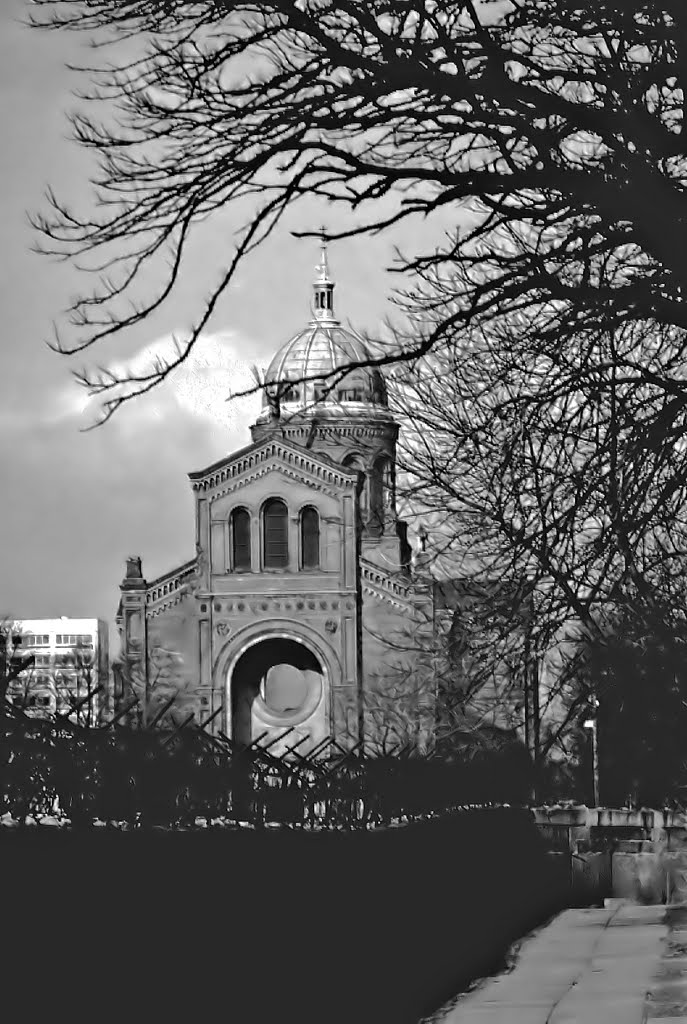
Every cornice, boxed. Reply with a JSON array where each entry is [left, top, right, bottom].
[[362, 581, 411, 612], [146, 561, 197, 613], [202, 461, 345, 503], [190, 440, 357, 496], [360, 560, 413, 611]]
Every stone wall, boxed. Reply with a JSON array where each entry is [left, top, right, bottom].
[[146, 594, 200, 725], [535, 805, 687, 905], [360, 582, 435, 753]]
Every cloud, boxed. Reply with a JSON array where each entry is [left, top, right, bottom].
[[0, 328, 266, 643], [40, 330, 264, 434]]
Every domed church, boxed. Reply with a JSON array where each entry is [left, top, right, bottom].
[[115, 244, 434, 753]]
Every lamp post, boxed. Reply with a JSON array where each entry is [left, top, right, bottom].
[[583, 697, 600, 807]]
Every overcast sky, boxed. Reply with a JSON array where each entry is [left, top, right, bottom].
[[0, 0, 444, 653]]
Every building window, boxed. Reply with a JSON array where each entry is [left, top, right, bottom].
[[230, 507, 252, 571], [55, 633, 92, 646], [263, 499, 289, 569], [337, 387, 364, 402], [300, 506, 320, 570], [24, 634, 49, 646]]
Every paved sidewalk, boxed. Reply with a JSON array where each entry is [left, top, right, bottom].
[[433, 899, 687, 1024]]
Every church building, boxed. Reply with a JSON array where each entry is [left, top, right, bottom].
[[115, 244, 435, 754]]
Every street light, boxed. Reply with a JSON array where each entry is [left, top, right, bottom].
[[583, 697, 600, 807]]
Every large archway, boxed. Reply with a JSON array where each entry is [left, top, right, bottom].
[[230, 636, 325, 750]]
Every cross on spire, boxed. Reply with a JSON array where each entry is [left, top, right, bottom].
[[316, 225, 331, 284]]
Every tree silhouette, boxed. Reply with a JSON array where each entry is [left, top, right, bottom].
[[26, 1, 687, 428], [385, 302, 687, 798], [571, 592, 687, 807]]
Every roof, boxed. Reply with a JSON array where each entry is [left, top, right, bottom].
[[433, 578, 534, 619], [188, 433, 359, 488], [256, 244, 389, 418]]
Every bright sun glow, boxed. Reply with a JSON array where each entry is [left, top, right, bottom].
[[54, 331, 263, 431]]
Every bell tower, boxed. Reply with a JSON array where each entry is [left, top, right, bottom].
[[250, 241, 410, 573]]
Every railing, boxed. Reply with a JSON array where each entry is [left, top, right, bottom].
[[189, 441, 353, 494], [360, 560, 411, 602], [0, 701, 515, 829], [146, 560, 197, 606]]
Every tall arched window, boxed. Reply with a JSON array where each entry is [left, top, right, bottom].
[[300, 506, 320, 569], [231, 507, 252, 571], [263, 498, 289, 568]]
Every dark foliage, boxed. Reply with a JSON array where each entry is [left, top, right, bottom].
[[0, 703, 533, 828], [573, 596, 687, 807], [1, 806, 568, 1024]]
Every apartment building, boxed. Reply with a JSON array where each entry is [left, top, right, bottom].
[[9, 617, 110, 725]]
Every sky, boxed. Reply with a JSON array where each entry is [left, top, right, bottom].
[[0, 0, 443, 654]]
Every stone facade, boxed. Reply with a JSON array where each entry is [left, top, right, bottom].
[[115, 247, 432, 752]]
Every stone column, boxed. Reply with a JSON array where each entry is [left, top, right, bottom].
[[288, 513, 299, 573], [250, 511, 260, 572]]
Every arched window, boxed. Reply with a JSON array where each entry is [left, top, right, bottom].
[[300, 506, 320, 569], [263, 498, 289, 569], [231, 507, 252, 571]]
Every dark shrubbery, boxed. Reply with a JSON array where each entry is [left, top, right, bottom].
[[0, 710, 570, 1024], [0, 707, 532, 829]]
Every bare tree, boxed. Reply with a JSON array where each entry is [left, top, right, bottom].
[[53, 641, 103, 727], [26, 2, 687, 427], [112, 644, 193, 730], [387, 302, 687, 791], [0, 622, 35, 720]]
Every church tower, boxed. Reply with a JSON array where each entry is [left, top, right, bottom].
[[116, 241, 427, 755], [251, 239, 411, 573]]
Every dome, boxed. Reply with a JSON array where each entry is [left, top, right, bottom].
[[259, 239, 388, 416], [262, 323, 388, 412]]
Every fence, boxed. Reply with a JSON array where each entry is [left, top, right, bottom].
[[0, 696, 522, 828]]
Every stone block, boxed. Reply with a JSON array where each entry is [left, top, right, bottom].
[[663, 852, 687, 903], [612, 851, 666, 904], [616, 839, 658, 854], [667, 828, 687, 850], [572, 851, 611, 904], [533, 805, 591, 827]]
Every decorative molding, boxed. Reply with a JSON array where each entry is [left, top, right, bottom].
[[146, 559, 196, 599], [208, 464, 346, 503], [360, 560, 413, 611], [316, 424, 396, 441], [360, 561, 411, 598], [146, 559, 197, 614], [361, 583, 410, 612], [191, 442, 357, 495], [215, 622, 232, 637], [148, 595, 189, 617]]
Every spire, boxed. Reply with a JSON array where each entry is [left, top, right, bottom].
[[312, 227, 336, 321]]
